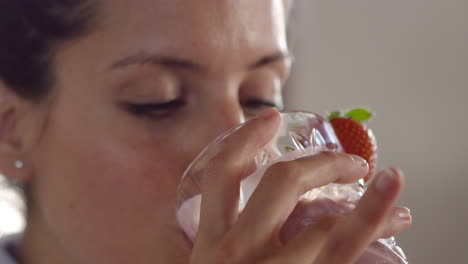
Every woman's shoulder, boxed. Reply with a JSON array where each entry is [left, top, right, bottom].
[[0, 233, 20, 264]]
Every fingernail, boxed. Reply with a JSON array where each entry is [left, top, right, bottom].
[[349, 154, 368, 167], [395, 207, 411, 219], [256, 108, 276, 120], [375, 168, 396, 193]]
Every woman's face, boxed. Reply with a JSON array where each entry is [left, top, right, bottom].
[[27, 0, 290, 262]]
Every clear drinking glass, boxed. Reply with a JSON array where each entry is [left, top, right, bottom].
[[176, 111, 408, 263]]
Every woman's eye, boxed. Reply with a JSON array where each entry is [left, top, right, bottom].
[[125, 99, 186, 119], [241, 99, 281, 115]]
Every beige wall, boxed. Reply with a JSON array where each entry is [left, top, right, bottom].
[[285, 0, 467, 263]]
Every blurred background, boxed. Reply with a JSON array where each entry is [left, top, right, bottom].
[[1, 0, 467, 263], [284, 0, 467, 263]]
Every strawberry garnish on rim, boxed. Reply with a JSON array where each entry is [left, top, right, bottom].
[[329, 108, 377, 182]]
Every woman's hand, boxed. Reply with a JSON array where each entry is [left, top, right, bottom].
[[189, 108, 411, 264]]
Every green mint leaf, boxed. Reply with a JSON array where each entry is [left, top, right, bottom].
[[328, 111, 341, 120], [345, 108, 373, 122]]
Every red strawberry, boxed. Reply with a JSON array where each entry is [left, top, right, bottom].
[[329, 109, 377, 182]]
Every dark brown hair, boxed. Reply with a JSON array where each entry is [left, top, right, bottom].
[[0, 0, 98, 210], [0, 0, 97, 100]]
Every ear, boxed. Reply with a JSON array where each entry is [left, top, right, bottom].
[[0, 80, 42, 182]]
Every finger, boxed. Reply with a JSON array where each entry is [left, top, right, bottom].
[[279, 199, 355, 244], [225, 151, 369, 255], [279, 204, 411, 244], [315, 167, 404, 264], [265, 205, 412, 263], [377, 206, 412, 239], [268, 198, 410, 263], [194, 108, 281, 247], [266, 215, 342, 263]]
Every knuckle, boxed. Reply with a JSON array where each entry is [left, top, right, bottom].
[[202, 154, 237, 181], [212, 241, 243, 264], [209, 150, 236, 169], [309, 151, 346, 177], [267, 160, 303, 185], [315, 151, 341, 163], [206, 145, 255, 176]]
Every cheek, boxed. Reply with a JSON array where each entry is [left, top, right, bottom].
[[92, 138, 180, 202], [36, 130, 183, 213], [30, 107, 188, 248]]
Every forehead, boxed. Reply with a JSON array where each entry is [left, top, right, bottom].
[[96, 0, 288, 61]]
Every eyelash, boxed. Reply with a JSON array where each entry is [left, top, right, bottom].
[[242, 99, 276, 108], [125, 98, 279, 119], [125, 99, 186, 119]]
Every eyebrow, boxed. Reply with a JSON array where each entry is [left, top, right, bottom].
[[248, 51, 291, 70], [109, 51, 292, 72]]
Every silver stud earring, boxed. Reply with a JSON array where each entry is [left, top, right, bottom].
[[14, 160, 24, 169]]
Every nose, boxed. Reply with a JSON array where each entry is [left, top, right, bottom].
[[212, 100, 245, 138], [202, 98, 246, 146], [184, 98, 246, 165]]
